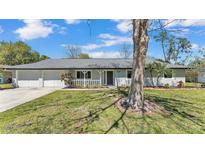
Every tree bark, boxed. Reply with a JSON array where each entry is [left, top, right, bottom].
[[128, 19, 149, 110]]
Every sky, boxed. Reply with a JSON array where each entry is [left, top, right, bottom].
[[0, 19, 205, 59]]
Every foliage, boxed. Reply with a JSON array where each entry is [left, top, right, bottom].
[[119, 43, 132, 58], [146, 63, 156, 86], [154, 31, 192, 64], [146, 61, 170, 87], [177, 81, 184, 88], [186, 58, 205, 82], [60, 72, 73, 87], [79, 53, 90, 59], [185, 69, 198, 82], [0, 89, 205, 133], [0, 41, 49, 65], [164, 83, 170, 88], [64, 45, 81, 58], [201, 83, 205, 88]]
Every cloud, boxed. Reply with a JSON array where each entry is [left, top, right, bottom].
[[0, 26, 3, 33], [112, 19, 132, 33], [14, 20, 55, 40], [84, 51, 121, 58], [192, 43, 199, 49], [81, 44, 100, 50], [81, 33, 132, 50], [58, 26, 67, 35], [65, 19, 81, 24], [165, 19, 205, 27]]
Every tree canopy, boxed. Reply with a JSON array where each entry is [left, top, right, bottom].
[[0, 41, 49, 65], [79, 53, 90, 59], [154, 31, 192, 64]]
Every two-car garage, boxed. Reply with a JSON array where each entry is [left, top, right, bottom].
[[14, 70, 65, 88]]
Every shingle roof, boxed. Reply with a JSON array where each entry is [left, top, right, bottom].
[[5, 58, 188, 70]]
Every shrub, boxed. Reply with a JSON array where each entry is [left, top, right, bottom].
[[164, 83, 170, 88], [177, 81, 184, 88], [61, 72, 73, 88], [201, 83, 205, 88]]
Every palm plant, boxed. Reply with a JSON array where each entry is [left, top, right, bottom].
[[153, 62, 169, 87]]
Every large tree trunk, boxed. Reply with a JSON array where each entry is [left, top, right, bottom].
[[128, 19, 149, 110]]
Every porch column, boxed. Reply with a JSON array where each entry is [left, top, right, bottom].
[[16, 70, 19, 87], [125, 69, 128, 85], [82, 71, 87, 87], [41, 70, 44, 87], [98, 70, 102, 86]]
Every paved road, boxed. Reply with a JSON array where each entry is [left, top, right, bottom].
[[0, 88, 57, 112]]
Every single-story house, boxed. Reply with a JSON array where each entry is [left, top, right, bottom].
[[5, 58, 188, 88], [198, 68, 205, 83]]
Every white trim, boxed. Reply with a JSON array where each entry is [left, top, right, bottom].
[[126, 69, 132, 79], [16, 70, 18, 87], [75, 70, 92, 79]]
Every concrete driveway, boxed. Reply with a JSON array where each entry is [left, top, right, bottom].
[[0, 88, 58, 112]]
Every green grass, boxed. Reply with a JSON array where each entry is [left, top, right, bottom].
[[185, 82, 202, 88], [0, 83, 13, 89], [0, 89, 205, 134]]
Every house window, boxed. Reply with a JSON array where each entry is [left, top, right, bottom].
[[76, 71, 91, 79], [164, 70, 172, 78], [127, 70, 132, 78]]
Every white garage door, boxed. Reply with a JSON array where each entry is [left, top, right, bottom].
[[18, 70, 41, 87], [43, 71, 65, 87]]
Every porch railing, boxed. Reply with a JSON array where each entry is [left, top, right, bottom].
[[115, 78, 131, 87], [72, 79, 101, 87]]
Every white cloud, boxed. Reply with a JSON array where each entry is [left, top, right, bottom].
[[84, 51, 121, 58], [14, 20, 54, 40], [81, 33, 132, 50], [0, 26, 3, 33], [81, 44, 100, 50], [65, 19, 81, 24], [191, 43, 199, 49], [58, 26, 67, 35], [165, 19, 205, 27], [112, 19, 132, 33]]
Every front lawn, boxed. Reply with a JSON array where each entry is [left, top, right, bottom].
[[0, 89, 204, 133], [185, 82, 202, 88], [0, 83, 13, 90]]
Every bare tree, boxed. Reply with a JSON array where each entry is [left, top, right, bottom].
[[127, 19, 149, 110], [65, 45, 81, 58], [119, 43, 132, 58]]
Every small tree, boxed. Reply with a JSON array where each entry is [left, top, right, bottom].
[[146, 63, 155, 87], [146, 62, 170, 87], [154, 31, 192, 64], [79, 53, 90, 59], [64, 45, 81, 58], [61, 72, 73, 88], [153, 62, 169, 87], [119, 43, 132, 58]]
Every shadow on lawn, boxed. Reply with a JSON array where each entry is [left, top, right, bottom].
[[146, 95, 205, 127], [64, 89, 205, 134]]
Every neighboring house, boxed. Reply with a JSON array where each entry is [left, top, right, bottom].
[[5, 58, 188, 88], [198, 68, 205, 83]]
